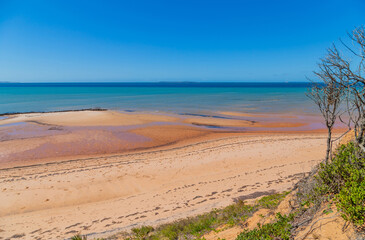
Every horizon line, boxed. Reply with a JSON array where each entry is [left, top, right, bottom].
[[0, 81, 313, 84]]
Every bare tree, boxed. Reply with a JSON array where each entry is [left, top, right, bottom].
[[307, 76, 343, 163], [341, 27, 365, 152], [308, 26, 365, 159], [326, 26, 365, 152]]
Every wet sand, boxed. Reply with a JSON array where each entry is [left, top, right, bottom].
[[0, 110, 336, 239], [0, 110, 327, 168]]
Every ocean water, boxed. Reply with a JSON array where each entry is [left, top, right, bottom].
[[0, 82, 316, 115]]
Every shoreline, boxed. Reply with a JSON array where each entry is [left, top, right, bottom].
[[0, 107, 108, 117]]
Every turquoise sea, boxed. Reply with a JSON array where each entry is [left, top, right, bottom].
[[0, 82, 316, 115]]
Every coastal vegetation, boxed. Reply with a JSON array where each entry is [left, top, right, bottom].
[[315, 142, 365, 226], [236, 213, 294, 240], [235, 141, 365, 240], [294, 25, 365, 236], [113, 192, 288, 239]]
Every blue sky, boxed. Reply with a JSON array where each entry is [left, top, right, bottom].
[[0, 0, 364, 82]]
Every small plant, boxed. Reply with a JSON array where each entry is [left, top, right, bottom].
[[71, 235, 87, 240], [131, 226, 154, 239], [257, 192, 289, 209], [236, 213, 294, 240]]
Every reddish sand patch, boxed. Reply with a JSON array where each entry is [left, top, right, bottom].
[[0, 110, 331, 168]]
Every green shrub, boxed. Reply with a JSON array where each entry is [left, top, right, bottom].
[[257, 192, 289, 209], [157, 224, 179, 239], [131, 226, 154, 239], [316, 142, 365, 226], [337, 179, 365, 225], [317, 143, 360, 193], [235, 213, 294, 240], [219, 200, 255, 226]]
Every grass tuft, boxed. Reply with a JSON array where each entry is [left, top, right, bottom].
[[236, 213, 294, 240], [257, 192, 289, 210]]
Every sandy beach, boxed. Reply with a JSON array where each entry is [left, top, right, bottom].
[[2, 2, 364, 239], [0, 110, 331, 239]]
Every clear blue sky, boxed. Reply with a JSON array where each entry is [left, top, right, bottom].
[[0, 0, 364, 82]]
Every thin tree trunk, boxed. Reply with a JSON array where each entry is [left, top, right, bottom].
[[326, 128, 332, 164], [356, 117, 365, 144]]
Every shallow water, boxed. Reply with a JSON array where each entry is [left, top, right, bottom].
[[0, 122, 27, 128], [0, 82, 317, 115]]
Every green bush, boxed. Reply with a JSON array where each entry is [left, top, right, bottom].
[[131, 226, 154, 239], [337, 178, 365, 225], [257, 192, 289, 209], [316, 142, 365, 226], [235, 213, 294, 240]]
